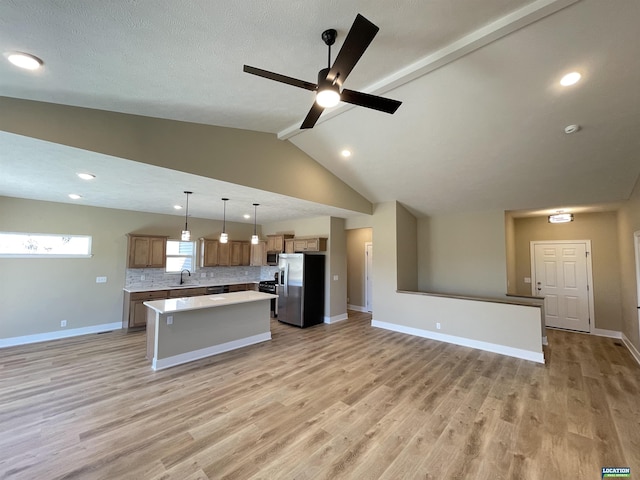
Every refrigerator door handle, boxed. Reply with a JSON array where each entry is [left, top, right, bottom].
[[283, 263, 289, 296]]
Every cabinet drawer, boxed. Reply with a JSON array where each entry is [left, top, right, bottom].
[[168, 287, 207, 298], [130, 290, 169, 301]]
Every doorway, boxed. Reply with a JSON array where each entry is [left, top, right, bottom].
[[531, 240, 594, 333]]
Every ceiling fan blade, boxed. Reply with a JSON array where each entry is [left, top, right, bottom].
[[340, 89, 402, 114], [243, 65, 317, 91], [300, 103, 325, 129], [327, 14, 379, 86]]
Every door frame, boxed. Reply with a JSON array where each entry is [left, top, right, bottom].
[[365, 242, 373, 313], [530, 239, 596, 333], [634, 231, 640, 308]]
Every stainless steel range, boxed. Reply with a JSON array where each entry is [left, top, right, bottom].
[[258, 280, 278, 317]]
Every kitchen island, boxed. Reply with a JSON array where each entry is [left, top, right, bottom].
[[144, 291, 277, 370]]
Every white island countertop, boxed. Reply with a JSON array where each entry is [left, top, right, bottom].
[[144, 290, 277, 314]]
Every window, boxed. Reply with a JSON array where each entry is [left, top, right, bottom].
[[166, 240, 196, 273], [0, 232, 92, 258]]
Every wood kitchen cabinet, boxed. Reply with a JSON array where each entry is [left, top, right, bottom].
[[168, 287, 207, 298], [127, 235, 167, 268], [292, 237, 327, 252], [267, 234, 294, 252], [123, 290, 169, 329], [200, 238, 219, 267], [230, 241, 251, 266], [284, 239, 295, 254], [251, 240, 267, 266], [218, 241, 230, 266]]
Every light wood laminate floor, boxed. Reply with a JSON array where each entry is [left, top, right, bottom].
[[1, 311, 639, 479]]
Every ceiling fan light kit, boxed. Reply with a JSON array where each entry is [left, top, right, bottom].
[[243, 13, 401, 129]]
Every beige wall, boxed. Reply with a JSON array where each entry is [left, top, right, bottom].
[[513, 212, 622, 331], [0, 196, 257, 340], [346, 228, 372, 308], [505, 213, 517, 294], [417, 210, 508, 297], [0, 97, 371, 215], [396, 203, 418, 292], [372, 201, 543, 360], [617, 176, 640, 353]]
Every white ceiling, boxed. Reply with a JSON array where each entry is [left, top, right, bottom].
[[1, 0, 639, 222]]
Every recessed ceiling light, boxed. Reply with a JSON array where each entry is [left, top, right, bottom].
[[560, 71, 581, 86], [68, 194, 82, 200], [341, 149, 352, 158], [6, 52, 43, 70], [243, 214, 251, 219], [76, 172, 96, 180], [173, 205, 183, 210], [564, 124, 580, 134]]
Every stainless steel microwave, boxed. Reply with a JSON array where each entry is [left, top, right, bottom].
[[266, 251, 279, 265]]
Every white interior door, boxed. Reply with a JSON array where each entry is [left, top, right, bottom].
[[365, 242, 373, 312], [532, 242, 591, 332]]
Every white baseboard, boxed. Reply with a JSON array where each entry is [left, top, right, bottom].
[[621, 333, 640, 366], [0, 322, 123, 349], [371, 319, 545, 364], [542, 336, 548, 346], [592, 328, 622, 339], [324, 313, 348, 324], [152, 332, 271, 371], [347, 304, 369, 313]]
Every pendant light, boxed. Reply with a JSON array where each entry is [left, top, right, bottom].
[[251, 203, 260, 245], [181, 191, 192, 241], [220, 198, 229, 244]]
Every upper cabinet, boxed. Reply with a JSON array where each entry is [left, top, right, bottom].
[[267, 234, 294, 253], [251, 240, 267, 266], [292, 237, 327, 252], [127, 235, 167, 268], [200, 238, 219, 267]]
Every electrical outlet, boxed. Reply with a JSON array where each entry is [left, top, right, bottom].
[[60, 320, 67, 327], [200, 273, 206, 278], [333, 275, 339, 281], [524, 277, 531, 284], [436, 322, 441, 330], [167, 316, 173, 325], [96, 276, 107, 283], [141, 274, 146, 281]]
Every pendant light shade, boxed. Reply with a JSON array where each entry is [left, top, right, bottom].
[[181, 191, 192, 241], [251, 203, 259, 245], [220, 198, 229, 243]]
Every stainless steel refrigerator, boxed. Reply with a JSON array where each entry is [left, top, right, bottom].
[[277, 254, 325, 328]]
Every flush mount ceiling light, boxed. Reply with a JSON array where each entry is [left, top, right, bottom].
[[341, 149, 352, 158], [220, 198, 229, 244], [251, 203, 260, 245], [181, 191, 192, 241], [68, 193, 82, 200], [548, 212, 574, 224], [6, 52, 43, 70], [560, 71, 581, 86], [76, 172, 95, 180]]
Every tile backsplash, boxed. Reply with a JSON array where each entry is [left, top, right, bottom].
[[125, 266, 279, 289]]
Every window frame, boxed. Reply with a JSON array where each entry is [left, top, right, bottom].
[[165, 239, 196, 273], [0, 231, 92, 258]]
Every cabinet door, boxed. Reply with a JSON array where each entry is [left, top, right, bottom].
[[218, 242, 230, 266], [267, 236, 277, 252], [148, 237, 167, 267], [293, 239, 308, 252], [131, 300, 149, 327], [200, 239, 219, 267], [129, 237, 151, 267], [241, 242, 251, 266], [251, 240, 266, 266], [230, 241, 242, 266], [305, 238, 319, 251], [273, 236, 284, 252], [284, 239, 295, 253]]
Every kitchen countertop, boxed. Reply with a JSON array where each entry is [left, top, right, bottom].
[[124, 280, 260, 293], [144, 291, 277, 314]]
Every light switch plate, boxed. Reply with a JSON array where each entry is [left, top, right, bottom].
[[524, 277, 531, 284], [200, 273, 206, 278], [333, 275, 339, 281], [96, 276, 107, 283]]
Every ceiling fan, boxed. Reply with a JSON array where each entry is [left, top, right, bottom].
[[243, 13, 402, 129]]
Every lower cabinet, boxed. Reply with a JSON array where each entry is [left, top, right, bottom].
[[124, 290, 169, 329]]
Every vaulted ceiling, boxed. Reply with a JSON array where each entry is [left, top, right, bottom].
[[1, 0, 639, 222]]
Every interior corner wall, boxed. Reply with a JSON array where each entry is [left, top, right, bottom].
[[513, 212, 622, 332], [396, 203, 418, 292], [329, 217, 347, 319], [0, 196, 256, 340], [346, 228, 372, 309], [617, 176, 640, 353], [417, 210, 507, 297]]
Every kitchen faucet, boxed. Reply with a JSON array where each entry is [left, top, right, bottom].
[[180, 269, 191, 285]]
